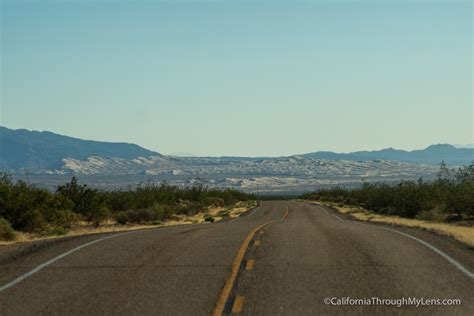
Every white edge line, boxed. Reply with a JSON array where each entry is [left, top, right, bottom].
[[0, 232, 133, 292], [0, 202, 257, 291], [316, 205, 343, 222], [0, 223, 201, 292], [246, 205, 260, 218], [316, 205, 330, 215], [352, 221, 474, 279], [315, 204, 473, 279]]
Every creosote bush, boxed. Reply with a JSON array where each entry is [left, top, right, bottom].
[[0, 173, 255, 235], [204, 214, 215, 223], [0, 218, 16, 241], [301, 161, 474, 221]]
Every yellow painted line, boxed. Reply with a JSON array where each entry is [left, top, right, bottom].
[[245, 259, 255, 271], [232, 296, 245, 314], [212, 206, 290, 316], [254, 240, 261, 246]]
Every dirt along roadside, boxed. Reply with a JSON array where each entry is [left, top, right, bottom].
[[0, 200, 258, 247], [304, 200, 474, 248]]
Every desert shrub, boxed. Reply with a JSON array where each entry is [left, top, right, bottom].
[[445, 214, 464, 223], [152, 204, 172, 221], [114, 211, 131, 225], [0, 172, 254, 232], [203, 197, 225, 207], [175, 201, 204, 216], [115, 210, 140, 224], [0, 218, 16, 241], [43, 208, 79, 228], [204, 214, 215, 223], [114, 207, 170, 224], [20, 209, 47, 233], [57, 177, 108, 221], [133, 209, 157, 223], [447, 182, 474, 216], [416, 208, 446, 222], [301, 162, 474, 220]]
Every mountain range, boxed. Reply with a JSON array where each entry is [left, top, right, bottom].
[[0, 126, 159, 170], [302, 144, 473, 166], [3, 126, 470, 192], [1, 127, 472, 171]]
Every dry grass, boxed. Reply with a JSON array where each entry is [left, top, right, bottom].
[[305, 200, 474, 247], [197, 200, 258, 222], [0, 201, 258, 247], [0, 223, 169, 246]]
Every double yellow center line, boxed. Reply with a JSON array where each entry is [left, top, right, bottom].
[[212, 206, 290, 316]]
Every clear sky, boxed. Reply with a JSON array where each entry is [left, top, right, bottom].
[[1, 0, 472, 156]]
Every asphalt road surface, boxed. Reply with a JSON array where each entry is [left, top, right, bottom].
[[0, 201, 473, 315]]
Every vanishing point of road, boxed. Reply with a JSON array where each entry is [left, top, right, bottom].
[[0, 201, 473, 315]]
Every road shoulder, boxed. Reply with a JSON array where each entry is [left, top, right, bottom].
[[303, 200, 474, 248]]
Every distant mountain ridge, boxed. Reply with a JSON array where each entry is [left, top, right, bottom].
[[0, 127, 159, 170], [0, 127, 472, 172], [302, 144, 473, 165], [454, 144, 474, 149]]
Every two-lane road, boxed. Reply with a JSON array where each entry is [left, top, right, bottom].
[[0, 201, 473, 315]]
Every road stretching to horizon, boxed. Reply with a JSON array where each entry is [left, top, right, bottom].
[[0, 201, 473, 315]]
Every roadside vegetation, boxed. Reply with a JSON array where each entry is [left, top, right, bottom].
[[302, 161, 474, 221], [0, 173, 255, 242], [302, 162, 474, 246]]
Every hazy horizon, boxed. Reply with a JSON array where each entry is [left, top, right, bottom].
[[1, 0, 472, 156], [1, 125, 472, 158]]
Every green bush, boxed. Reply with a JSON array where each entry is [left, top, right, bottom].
[[134, 209, 157, 223], [416, 208, 446, 222], [203, 197, 225, 207], [43, 208, 78, 228], [0, 172, 254, 233], [114, 211, 131, 225], [152, 203, 172, 221], [113, 210, 138, 224], [445, 214, 464, 223], [0, 218, 16, 241], [114, 207, 171, 224], [301, 162, 474, 220], [57, 177, 108, 221], [204, 214, 215, 223], [20, 210, 47, 233]]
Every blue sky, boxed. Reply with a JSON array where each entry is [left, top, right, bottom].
[[1, 0, 472, 156]]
